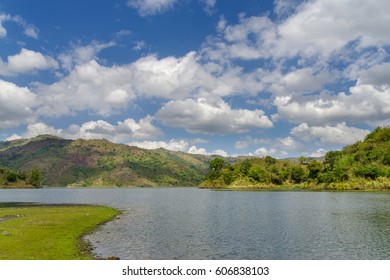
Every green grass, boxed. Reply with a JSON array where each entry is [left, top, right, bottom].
[[0, 203, 120, 260]]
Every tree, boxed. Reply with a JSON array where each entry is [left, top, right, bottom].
[[248, 166, 269, 183], [207, 158, 225, 181], [265, 156, 276, 165], [353, 165, 385, 180], [290, 166, 306, 183], [307, 161, 323, 180], [239, 159, 252, 176], [29, 168, 42, 187], [210, 158, 225, 172], [6, 171, 18, 182], [324, 151, 342, 170], [298, 156, 308, 165]]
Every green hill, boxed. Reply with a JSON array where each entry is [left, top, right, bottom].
[[201, 126, 390, 190], [0, 135, 211, 187]]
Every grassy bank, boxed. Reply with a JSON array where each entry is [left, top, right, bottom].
[[0, 203, 120, 260]]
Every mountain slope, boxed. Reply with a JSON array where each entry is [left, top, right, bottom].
[[0, 135, 211, 187]]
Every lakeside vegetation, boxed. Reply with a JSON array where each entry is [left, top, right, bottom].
[[0, 203, 119, 259], [0, 166, 42, 188], [201, 126, 390, 191]]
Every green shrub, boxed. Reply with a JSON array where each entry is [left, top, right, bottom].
[[6, 171, 18, 182]]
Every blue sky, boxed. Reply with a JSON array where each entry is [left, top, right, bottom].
[[0, 0, 389, 158]]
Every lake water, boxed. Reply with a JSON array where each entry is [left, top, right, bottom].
[[0, 188, 389, 259]]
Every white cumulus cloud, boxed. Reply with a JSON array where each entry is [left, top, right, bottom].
[[156, 97, 273, 134], [129, 139, 228, 156], [206, 0, 390, 61], [0, 48, 58, 76], [274, 85, 390, 125], [58, 41, 116, 72], [0, 80, 38, 129], [35, 60, 136, 116], [128, 139, 189, 151], [8, 116, 162, 143], [291, 122, 370, 146]]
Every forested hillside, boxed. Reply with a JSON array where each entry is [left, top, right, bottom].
[[0, 135, 210, 187], [201, 126, 390, 190]]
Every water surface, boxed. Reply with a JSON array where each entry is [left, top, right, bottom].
[[1, 188, 389, 259]]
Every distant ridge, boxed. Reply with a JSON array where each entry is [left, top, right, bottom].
[[0, 135, 212, 187]]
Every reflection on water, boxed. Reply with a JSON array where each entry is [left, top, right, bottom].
[[1, 188, 389, 259]]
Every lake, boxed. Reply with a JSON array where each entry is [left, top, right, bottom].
[[0, 188, 389, 259]]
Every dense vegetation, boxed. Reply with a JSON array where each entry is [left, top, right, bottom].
[[0, 166, 42, 188], [0, 135, 210, 187], [201, 126, 390, 190]]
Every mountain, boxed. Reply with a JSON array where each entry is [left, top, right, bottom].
[[0, 135, 211, 187], [201, 126, 390, 190]]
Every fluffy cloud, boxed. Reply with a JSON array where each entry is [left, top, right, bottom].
[[129, 139, 228, 156], [203, 15, 276, 61], [127, 0, 177, 16], [291, 122, 370, 146], [274, 85, 390, 125], [309, 148, 327, 158], [7, 122, 62, 140], [205, 0, 390, 61], [35, 60, 135, 116], [269, 67, 330, 96], [199, 0, 390, 135], [130, 52, 217, 99], [9, 116, 162, 143], [236, 135, 304, 158], [35, 51, 270, 118], [58, 41, 116, 72], [235, 136, 267, 150], [254, 147, 289, 158], [131, 51, 265, 98], [65, 116, 162, 141], [0, 48, 58, 76], [277, 0, 390, 58], [156, 97, 273, 134], [35, 52, 220, 117], [358, 62, 390, 87], [128, 139, 189, 151], [0, 80, 38, 128]]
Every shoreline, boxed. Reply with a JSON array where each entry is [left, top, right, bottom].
[[2, 184, 390, 192]]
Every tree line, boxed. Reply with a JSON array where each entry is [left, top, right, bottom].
[[202, 126, 390, 190]]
